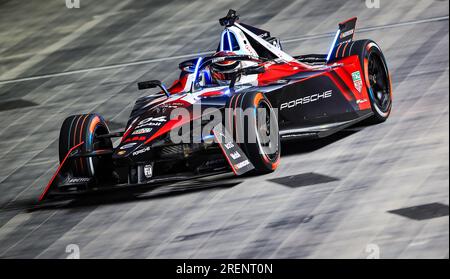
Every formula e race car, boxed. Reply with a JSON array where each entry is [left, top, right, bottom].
[[39, 10, 392, 201]]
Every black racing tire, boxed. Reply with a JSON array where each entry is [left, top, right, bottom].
[[348, 40, 393, 123], [59, 114, 113, 179], [228, 92, 280, 174]]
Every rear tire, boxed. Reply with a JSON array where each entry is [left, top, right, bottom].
[[349, 40, 393, 123], [59, 114, 113, 179], [229, 92, 280, 174]]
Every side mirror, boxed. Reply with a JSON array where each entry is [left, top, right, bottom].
[[137, 80, 170, 97], [137, 80, 161, 90], [178, 59, 196, 73]]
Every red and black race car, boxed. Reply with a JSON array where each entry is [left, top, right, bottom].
[[39, 10, 392, 201]]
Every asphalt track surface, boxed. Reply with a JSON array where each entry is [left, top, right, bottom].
[[0, 0, 448, 259]]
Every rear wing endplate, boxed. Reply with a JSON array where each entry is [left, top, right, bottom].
[[326, 17, 357, 62]]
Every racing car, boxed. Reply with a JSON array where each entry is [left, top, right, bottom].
[[39, 10, 392, 201]]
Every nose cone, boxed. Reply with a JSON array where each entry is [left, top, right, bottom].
[[112, 113, 169, 160]]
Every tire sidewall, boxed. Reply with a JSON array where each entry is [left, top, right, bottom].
[[59, 114, 112, 177], [356, 40, 392, 122], [234, 92, 280, 173]]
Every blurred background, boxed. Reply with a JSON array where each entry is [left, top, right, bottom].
[[0, 0, 448, 258]]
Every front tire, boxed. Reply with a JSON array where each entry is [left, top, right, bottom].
[[59, 114, 113, 179], [230, 92, 281, 174]]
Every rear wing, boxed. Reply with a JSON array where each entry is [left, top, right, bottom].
[[326, 17, 357, 62]]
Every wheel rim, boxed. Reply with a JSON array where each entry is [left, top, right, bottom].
[[255, 100, 279, 162], [368, 52, 391, 113]]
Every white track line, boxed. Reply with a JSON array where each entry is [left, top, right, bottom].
[[0, 15, 447, 86]]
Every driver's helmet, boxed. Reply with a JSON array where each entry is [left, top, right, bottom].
[[210, 51, 241, 85]]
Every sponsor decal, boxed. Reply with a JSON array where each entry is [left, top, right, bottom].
[[132, 146, 151, 156], [124, 136, 146, 143], [234, 159, 250, 170], [212, 57, 226, 63], [68, 177, 90, 183], [136, 116, 167, 129], [120, 143, 137, 150], [224, 142, 234, 150], [356, 98, 368, 104], [280, 90, 333, 110], [144, 164, 153, 178], [162, 104, 179, 109], [170, 102, 185, 107], [212, 124, 255, 175], [230, 151, 241, 160], [132, 128, 153, 135], [352, 71, 363, 92], [340, 29, 354, 38]]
